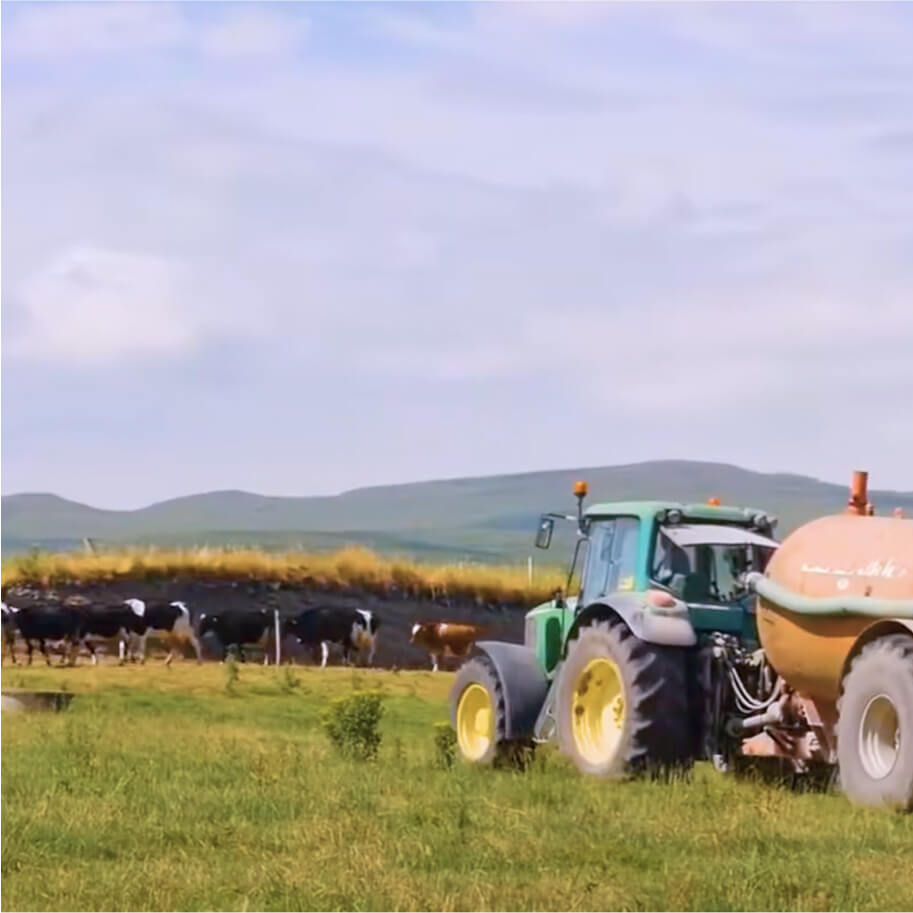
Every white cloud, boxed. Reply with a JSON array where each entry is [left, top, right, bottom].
[[198, 9, 308, 59], [527, 288, 913, 413], [2, 3, 307, 61], [2, 3, 187, 57], [10, 246, 203, 365]]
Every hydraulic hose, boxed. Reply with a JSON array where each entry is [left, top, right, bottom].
[[745, 572, 913, 618]]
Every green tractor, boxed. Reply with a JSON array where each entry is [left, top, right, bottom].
[[450, 481, 780, 775]]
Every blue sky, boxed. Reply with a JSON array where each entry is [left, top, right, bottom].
[[2, 1, 912, 508]]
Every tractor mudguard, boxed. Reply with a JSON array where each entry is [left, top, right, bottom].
[[574, 593, 697, 648], [467, 641, 549, 741]]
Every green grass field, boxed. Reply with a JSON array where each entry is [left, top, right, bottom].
[[3, 664, 912, 912]]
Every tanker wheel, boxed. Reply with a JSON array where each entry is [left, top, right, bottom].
[[836, 633, 913, 811], [556, 618, 692, 778], [450, 656, 533, 768]]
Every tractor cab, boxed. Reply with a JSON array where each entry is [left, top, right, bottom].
[[528, 485, 779, 675], [650, 518, 777, 637]]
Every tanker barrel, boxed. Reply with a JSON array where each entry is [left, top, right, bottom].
[[749, 490, 913, 703]]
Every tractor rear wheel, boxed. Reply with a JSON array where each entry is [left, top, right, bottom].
[[451, 656, 532, 767], [836, 633, 913, 811], [556, 618, 691, 777]]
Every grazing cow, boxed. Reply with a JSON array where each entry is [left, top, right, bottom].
[[2, 603, 19, 664], [409, 621, 490, 672], [199, 609, 277, 663], [6, 604, 82, 666], [123, 599, 202, 664], [75, 601, 145, 665], [284, 607, 380, 667]]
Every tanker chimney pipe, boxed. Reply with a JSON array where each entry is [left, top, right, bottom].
[[848, 470, 870, 517]]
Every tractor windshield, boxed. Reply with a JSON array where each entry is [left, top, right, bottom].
[[652, 524, 777, 605]]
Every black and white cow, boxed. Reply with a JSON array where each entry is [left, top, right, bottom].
[[75, 601, 146, 665], [198, 608, 277, 664], [123, 599, 202, 664], [2, 602, 19, 664], [284, 607, 380, 667], [5, 603, 82, 665]]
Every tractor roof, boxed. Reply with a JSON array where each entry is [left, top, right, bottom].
[[584, 499, 768, 526]]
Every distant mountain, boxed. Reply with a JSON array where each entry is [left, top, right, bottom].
[[3, 460, 912, 560]]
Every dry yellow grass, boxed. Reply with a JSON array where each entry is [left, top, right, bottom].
[[1, 545, 566, 605]]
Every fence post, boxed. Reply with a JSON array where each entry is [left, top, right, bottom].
[[274, 608, 281, 666], [528, 555, 533, 585]]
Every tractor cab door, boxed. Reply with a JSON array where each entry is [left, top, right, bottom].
[[579, 516, 641, 608]]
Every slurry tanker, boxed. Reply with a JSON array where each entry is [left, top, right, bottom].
[[450, 471, 913, 810]]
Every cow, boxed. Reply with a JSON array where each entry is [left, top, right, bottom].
[[284, 607, 380, 667], [2, 603, 19, 664], [123, 599, 202, 664], [75, 601, 146, 665], [198, 609, 277, 664], [5, 603, 82, 666], [409, 621, 490, 672]]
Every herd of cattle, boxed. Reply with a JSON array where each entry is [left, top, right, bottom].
[[0, 595, 494, 672]]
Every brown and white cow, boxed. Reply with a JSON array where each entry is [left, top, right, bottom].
[[409, 621, 490, 672]]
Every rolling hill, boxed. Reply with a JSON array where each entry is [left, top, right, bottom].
[[3, 460, 912, 560]]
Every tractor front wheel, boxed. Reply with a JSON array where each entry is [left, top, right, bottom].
[[451, 656, 531, 767], [556, 618, 691, 777]]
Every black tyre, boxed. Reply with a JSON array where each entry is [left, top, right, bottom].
[[836, 633, 913, 811], [450, 656, 532, 767], [556, 618, 691, 777]]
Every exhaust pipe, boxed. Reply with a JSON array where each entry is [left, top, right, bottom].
[[847, 470, 871, 517]]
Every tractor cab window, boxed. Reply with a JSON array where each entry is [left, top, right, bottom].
[[652, 525, 777, 604], [580, 517, 640, 604]]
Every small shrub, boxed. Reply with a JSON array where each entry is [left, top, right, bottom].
[[433, 722, 457, 769], [321, 691, 384, 761]]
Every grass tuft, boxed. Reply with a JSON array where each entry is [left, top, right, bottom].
[[433, 721, 457, 769]]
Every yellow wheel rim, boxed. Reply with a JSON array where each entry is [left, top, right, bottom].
[[456, 683, 494, 761], [571, 657, 626, 766]]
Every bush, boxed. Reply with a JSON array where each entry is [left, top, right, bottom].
[[433, 722, 457, 769], [321, 692, 385, 761]]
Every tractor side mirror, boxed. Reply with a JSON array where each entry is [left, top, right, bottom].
[[535, 516, 555, 549]]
